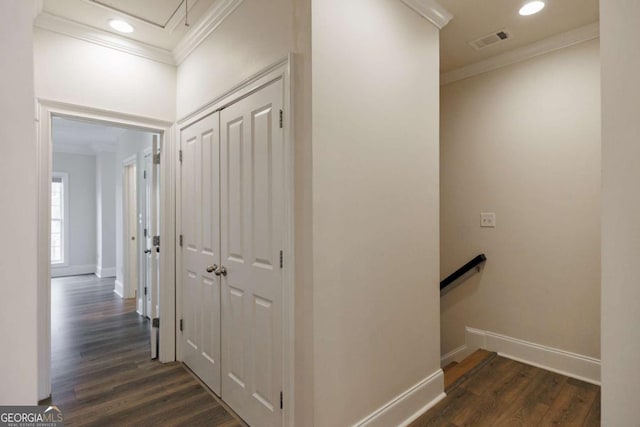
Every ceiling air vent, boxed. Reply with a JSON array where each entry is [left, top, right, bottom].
[[468, 30, 511, 50]]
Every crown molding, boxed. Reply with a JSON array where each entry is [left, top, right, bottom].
[[35, 12, 176, 65], [173, 0, 244, 64], [400, 0, 453, 30], [441, 22, 600, 86]]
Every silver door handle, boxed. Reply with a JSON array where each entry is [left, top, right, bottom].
[[206, 264, 218, 273], [214, 266, 227, 277], [144, 249, 152, 254]]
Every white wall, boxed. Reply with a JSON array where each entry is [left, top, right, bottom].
[[96, 151, 116, 277], [115, 130, 152, 298], [440, 40, 601, 360], [176, 0, 294, 118], [0, 0, 38, 405], [52, 152, 97, 277], [34, 29, 176, 122], [601, 1, 640, 424], [312, 1, 441, 425]]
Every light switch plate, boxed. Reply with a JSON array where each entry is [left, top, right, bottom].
[[480, 212, 496, 228]]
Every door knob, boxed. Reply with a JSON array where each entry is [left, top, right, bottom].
[[214, 266, 227, 277], [206, 264, 218, 273], [144, 249, 152, 254]]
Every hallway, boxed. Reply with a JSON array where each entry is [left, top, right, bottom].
[[48, 275, 242, 426]]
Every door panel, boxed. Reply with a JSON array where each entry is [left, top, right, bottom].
[[181, 113, 222, 395], [150, 135, 160, 359], [220, 79, 284, 427]]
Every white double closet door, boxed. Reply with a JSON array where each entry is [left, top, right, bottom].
[[181, 79, 284, 427]]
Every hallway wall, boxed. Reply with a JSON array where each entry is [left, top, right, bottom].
[[440, 40, 601, 360], [312, 1, 442, 424], [33, 29, 176, 122], [0, 0, 39, 405], [601, 1, 640, 423], [96, 151, 117, 277]]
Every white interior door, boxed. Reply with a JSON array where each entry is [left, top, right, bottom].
[[125, 164, 138, 298], [181, 113, 222, 395], [220, 79, 284, 427], [150, 135, 160, 359]]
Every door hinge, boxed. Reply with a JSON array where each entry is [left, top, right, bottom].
[[143, 170, 147, 179], [144, 228, 148, 237], [152, 318, 160, 328], [179, 234, 183, 247], [179, 150, 183, 163], [280, 250, 283, 269], [153, 235, 160, 246], [153, 153, 161, 165], [180, 319, 183, 332], [279, 109, 283, 129], [280, 391, 283, 410], [144, 286, 147, 296]]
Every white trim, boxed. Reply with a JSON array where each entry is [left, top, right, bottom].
[[51, 264, 96, 278], [114, 279, 124, 298], [37, 99, 175, 401], [34, 12, 176, 66], [440, 344, 469, 367], [95, 266, 116, 278], [177, 57, 288, 125], [441, 22, 600, 85], [465, 327, 601, 385], [175, 56, 295, 425], [400, 0, 453, 29], [353, 369, 445, 427], [173, 0, 243, 64]]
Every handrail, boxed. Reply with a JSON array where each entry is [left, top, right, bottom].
[[440, 254, 487, 290]]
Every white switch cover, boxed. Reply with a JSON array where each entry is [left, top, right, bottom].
[[480, 212, 496, 228]]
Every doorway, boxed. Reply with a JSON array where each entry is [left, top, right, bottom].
[[37, 102, 176, 401]]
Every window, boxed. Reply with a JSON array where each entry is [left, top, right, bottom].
[[51, 173, 68, 265]]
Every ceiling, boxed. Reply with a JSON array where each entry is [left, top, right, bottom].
[[41, 0, 216, 50], [52, 117, 128, 154], [38, 0, 599, 74], [438, 0, 599, 73]]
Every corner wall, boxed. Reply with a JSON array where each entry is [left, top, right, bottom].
[[0, 0, 39, 405], [96, 152, 117, 277], [440, 40, 601, 361], [312, 1, 442, 424], [601, 1, 640, 423]]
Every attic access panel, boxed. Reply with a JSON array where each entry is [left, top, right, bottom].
[[89, 0, 185, 28]]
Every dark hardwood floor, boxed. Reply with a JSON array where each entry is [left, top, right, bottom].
[[411, 354, 601, 427], [48, 275, 242, 427]]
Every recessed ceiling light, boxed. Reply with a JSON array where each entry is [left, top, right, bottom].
[[519, 1, 545, 16], [109, 19, 134, 33]]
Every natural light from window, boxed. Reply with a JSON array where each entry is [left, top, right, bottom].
[[51, 175, 65, 264]]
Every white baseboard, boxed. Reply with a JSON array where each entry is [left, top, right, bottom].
[[95, 266, 116, 278], [51, 264, 95, 278], [465, 327, 601, 385], [114, 280, 124, 298], [353, 369, 445, 427], [136, 297, 143, 315], [440, 344, 471, 367]]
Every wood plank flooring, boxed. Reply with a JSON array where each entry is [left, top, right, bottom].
[[47, 275, 243, 427], [411, 354, 601, 427]]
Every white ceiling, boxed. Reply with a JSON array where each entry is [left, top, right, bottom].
[[438, 0, 599, 73], [52, 117, 128, 154], [38, 0, 599, 75], [41, 0, 216, 50]]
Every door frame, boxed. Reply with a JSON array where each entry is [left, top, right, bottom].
[[175, 56, 296, 426], [36, 99, 177, 400]]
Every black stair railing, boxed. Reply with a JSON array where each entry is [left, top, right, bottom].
[[440, 254, 487, 290]]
